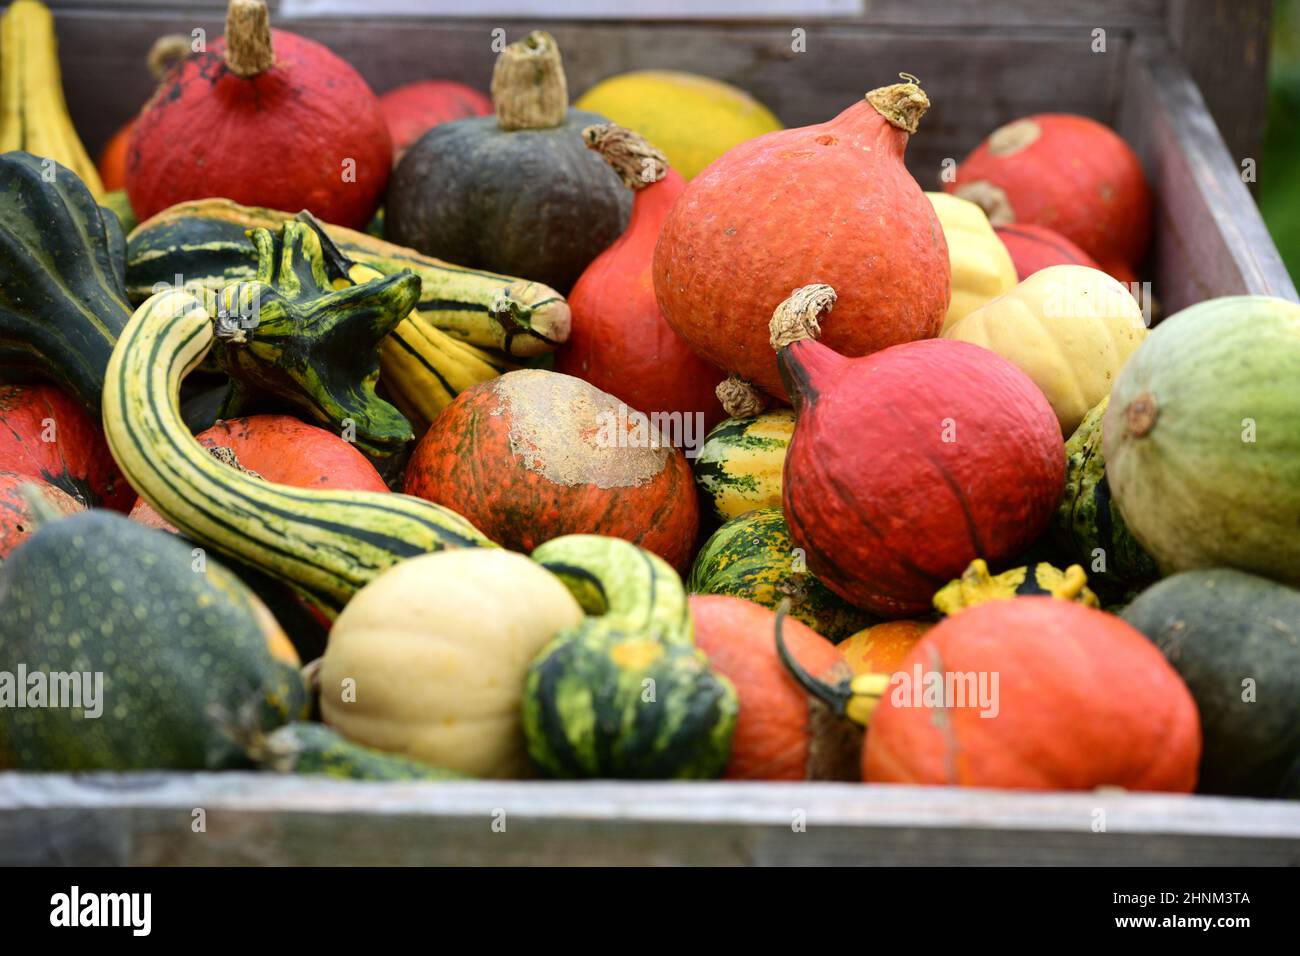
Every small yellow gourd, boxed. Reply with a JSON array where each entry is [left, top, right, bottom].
[[943, 264, 1147, 434], [926, 192, 1017, 331], [320, 549, 584, 778], [933, 558, 1100, 617]]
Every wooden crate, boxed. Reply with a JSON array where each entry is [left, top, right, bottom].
[[2, 3, 1294, 865]]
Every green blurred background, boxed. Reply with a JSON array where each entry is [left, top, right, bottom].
[[1264, 0, 1300, 280]]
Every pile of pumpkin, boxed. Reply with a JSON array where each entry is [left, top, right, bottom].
[[0, 0, 1297, 799]]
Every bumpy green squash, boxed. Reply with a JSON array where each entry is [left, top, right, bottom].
[[0, 509, 308, 770], [0, 152, 132, 416], [1122, 569, 1300, 797], [523, 533, 737, 778], [253, 723, 469, 781], [1055, 396, 1158, 589], [687, 507, 873, 641], [1104, 296, 1300, 584], [693, 410, 794, 523]]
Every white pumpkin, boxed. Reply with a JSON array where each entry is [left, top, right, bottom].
[[320, 548, 583, 778], [943, 264, 1147, 435], [927, 191, 1018, 331]]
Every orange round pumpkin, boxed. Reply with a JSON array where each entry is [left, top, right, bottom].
[[863, 598, 1200, 791], [0, 471, 84, 558], [653, 78, 949, 399], [949, 114, 1152, 272], [131, 414, 388, 530], [839, 620, 931, 676], [404, 369, 699, 569], [556, 126, 725, 435], [0, 384, 131, 511], [691, 595, 860, 781]]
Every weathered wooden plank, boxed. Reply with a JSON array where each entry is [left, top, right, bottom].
[[1118, 38, 1297, 312], [2, 773, 1298, 865]]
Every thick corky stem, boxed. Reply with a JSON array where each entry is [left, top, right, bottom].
[[491, 31, 568, 131], [865, 77, 930, 134], [583, 124, 668, 189], [769, 284, 836, 350], [207, 444, 264, 480], [147, 34, 192, 81], [225, 0, 274, 78], [716, 374, 768, 418]]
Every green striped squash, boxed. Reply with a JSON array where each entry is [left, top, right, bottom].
[[522, 534, 737, 778], [100, 288, 493, 615], [126, 198, 569, 359], [254, 723, 469, 781], [693, 410, 794, 523], [687, 508, 874, 641], [0, 152, 132, 416], [1055, 396, 1158, 588], [0, 509, 308, 770]]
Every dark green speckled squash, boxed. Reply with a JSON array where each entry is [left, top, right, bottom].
[[385, 32, 630, 293], [0, 152, 132, 417], [1055, 395, 1158, 589], [688, 507, 873, 641], [0, 509, 308, 770]]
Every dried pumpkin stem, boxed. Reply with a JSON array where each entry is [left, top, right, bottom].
[[207, 444, 264, 480], [147, 34, 192, 82], [769, 284, 836, 350], [583, 123, 668, 189], [491, 31, 568, 131], [865, 78, 930, 134], [716, 374, 768, 418], [225, 0, 275, 78]]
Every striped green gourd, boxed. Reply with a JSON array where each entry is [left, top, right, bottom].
[[0, 152, 132, 416], [125, 198, 570, 358], [0, 508, 308, 770], [693, 410, 794, 523], [688, 508, 874, 641], [100, 288, 493, 615], [522, 534, 737, 779], [253, 723, 469, 781]]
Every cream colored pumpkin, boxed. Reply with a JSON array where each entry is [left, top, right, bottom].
[[943, 264, 1147, 435], [927, 192, 1018, 331], [320, 548, 583, 778]]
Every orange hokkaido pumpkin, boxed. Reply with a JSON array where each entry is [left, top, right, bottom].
[[653, 78, 949, 399], [691, 595, 860, 781], [863, 598, 1201, 791], [0, 470, 84, 558]]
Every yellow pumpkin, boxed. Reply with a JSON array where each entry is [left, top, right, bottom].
[[927, 192, 1017, 331], [575, 70, 781, 180], [319, 549, 583, 778], [943, 264, 1147, 434]]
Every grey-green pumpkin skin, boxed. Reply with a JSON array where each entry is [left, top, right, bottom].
[[385, 110, 631, 293], [1122, 568, 1300, 797], [0, 510, 308, 771]]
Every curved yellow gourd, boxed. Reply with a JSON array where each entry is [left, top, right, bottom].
[[101, 290, 493, 614], [575, 70, 781, 179], [927, 192, 1017, 331], [943, 264, 1147, 434]]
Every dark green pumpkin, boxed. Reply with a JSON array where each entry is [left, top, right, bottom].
[[688, 508, 873, 641], [0, 152, 132, 416], [1055, 395, 1158, 590], [385, 33, 630, 293], [1122, 569, 1300, 797], [523, 621, 737, 779], [254, 723, 468, 781], [0, 509, 309, 770]]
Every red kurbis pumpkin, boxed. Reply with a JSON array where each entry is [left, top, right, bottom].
[[131, 414, 388, 530], [691, 595, 860, 781], [773, 286, 1064, 618], [126, 0, 391, 230], [994, 223, 1101, 280], [404, 369, 699, 569], [556, 125, 725, 435], [653, 78, 950, 399], [0, 384, 131, 511], [379, 80, 493, 161], [948, 114, 1152, 273], [0, 471, 84, 558], [863, 598, 1201, 791]]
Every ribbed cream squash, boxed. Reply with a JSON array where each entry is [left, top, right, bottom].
[[320, 548, 583, 778], [943, 264, 1147, 435], [927, 192, 1018, 331]]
